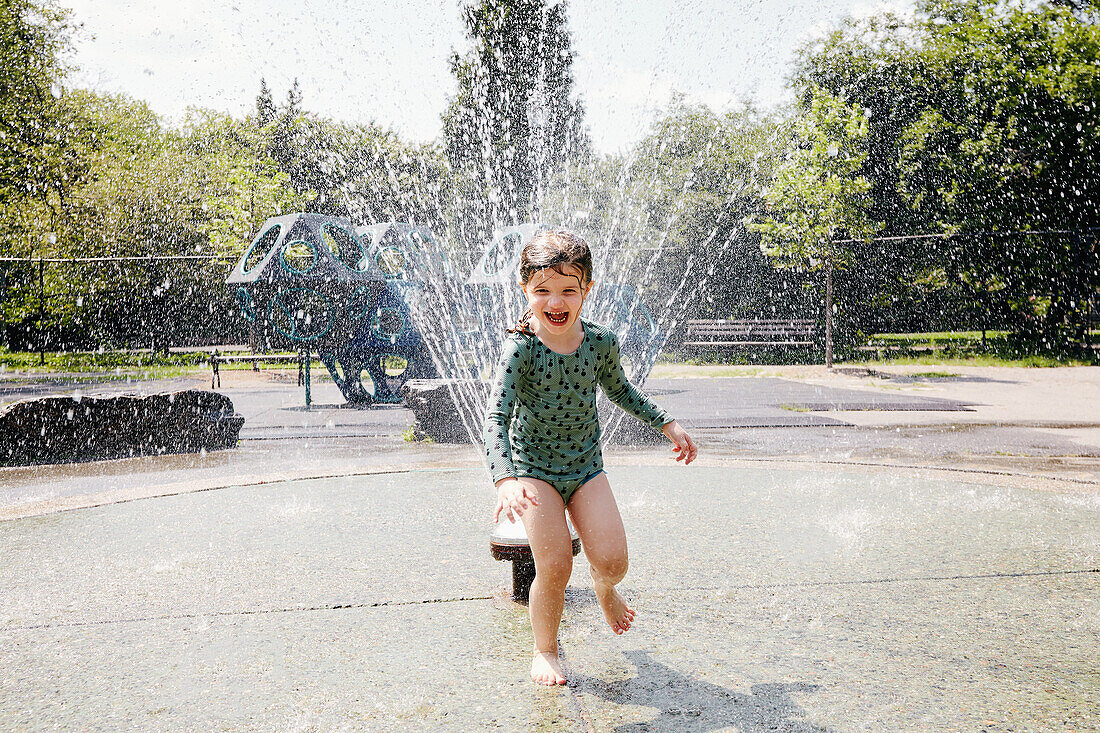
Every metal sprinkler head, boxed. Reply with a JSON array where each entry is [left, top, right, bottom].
[[490, 515, 581, 603]]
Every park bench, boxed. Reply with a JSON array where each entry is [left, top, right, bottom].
[[683, 319, 817, 348], [209, 350, 308, 389]]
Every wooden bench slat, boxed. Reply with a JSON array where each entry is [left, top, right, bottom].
[[210, 351, 308, 389], [211, 354, 301, 362], [688, 327, 815, 334], [683, 318, 817, 349], [684, 340, 814, 347]]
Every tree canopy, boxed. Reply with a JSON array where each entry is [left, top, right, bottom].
[[749, 88, 881, 271], [0, 0, 1096, 355], [442, 0, 589, 243], [0, 0, 78, 213], [791, 0, 1100, 347]]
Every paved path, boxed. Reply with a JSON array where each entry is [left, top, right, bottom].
[[2, 366, 1097, 519]]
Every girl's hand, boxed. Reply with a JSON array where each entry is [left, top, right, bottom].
[[493, 478, 539, 523], [662, 420, 697, 465]]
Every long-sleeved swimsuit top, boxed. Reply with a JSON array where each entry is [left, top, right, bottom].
[[483, 319, 672, 488]]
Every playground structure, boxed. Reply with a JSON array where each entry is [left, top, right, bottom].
[[226, 213, 438, 404], [227, 214, 664, 406]]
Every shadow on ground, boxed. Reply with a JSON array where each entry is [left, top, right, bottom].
[[572, 649, 827, 732]]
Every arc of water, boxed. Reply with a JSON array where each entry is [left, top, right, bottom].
[[327, 106, 781, 468]]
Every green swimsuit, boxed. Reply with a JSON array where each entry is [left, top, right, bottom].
[[483, 319, 672, 504]]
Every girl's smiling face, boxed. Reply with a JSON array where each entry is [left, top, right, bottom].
[[522, 266, 592, 336]]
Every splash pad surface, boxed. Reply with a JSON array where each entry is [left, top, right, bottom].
[[1, 465, 1096, 731]]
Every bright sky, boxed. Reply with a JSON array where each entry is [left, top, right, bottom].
[[64, 0, 912, 153]]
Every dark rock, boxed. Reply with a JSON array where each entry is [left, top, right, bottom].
[[0, 390, 245, 466], [401, 379, 478, 443]]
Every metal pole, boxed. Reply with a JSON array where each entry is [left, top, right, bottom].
[[37, 258, 45, 366], [825, 255, 834, 369], [303, 349, 311, 406]]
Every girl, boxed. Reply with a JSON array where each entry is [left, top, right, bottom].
[[483, 229, 697, 686]]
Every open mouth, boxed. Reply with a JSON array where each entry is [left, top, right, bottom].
[[545, 311, 569, 325]]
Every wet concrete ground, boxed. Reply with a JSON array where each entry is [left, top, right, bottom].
[[1, 466, 1097, 731], [0, 368, 1098, 730]]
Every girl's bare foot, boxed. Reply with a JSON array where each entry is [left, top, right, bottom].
[[594, 582, 634, 634], [531, 651, 567, 685]]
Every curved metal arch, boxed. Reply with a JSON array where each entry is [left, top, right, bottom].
[[279, 239, 319, 275], [236, 288, 255, 322], [241, 223, 283, 275], [267, 287, 336, 342]]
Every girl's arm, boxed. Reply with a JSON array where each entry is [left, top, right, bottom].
[[483, 338, 525, 485], [483, 337, 541, 521], [598, 329, 697, 464], [597, 329, 673, 431]]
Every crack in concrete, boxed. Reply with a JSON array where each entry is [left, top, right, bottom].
[[667, 568, 1100, 593], [4, 569, 1095, 634], [1, 594, 495, 632]]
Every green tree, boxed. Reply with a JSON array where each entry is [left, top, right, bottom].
[[622, 101, 798, 322], [6, 92, 200, 349], [790, 9, 962, 338], [0, 0, 77, 214], [248, 79, 447, 229], [539, 100, 808, 347], [792, 0, 1100, 351], [181, 109, 310, 255], [442, 0, 589, 245], [896, 1, 1100, 347], [749, 88, 882, 365], [0, 91, 310, 351], [255, 77, 276, 127]]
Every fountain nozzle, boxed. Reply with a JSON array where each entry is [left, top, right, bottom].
[[490, 515, 581, 603]]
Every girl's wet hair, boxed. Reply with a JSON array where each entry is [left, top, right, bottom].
[[509, 229, 593, 335], [518, 229, 593, 287]]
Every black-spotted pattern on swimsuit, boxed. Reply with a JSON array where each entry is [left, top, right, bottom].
[[482, 319, 672, 486]]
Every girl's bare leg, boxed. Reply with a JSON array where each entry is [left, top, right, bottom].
[[567, 473, 635, 635], [517, 477, 573, 685]]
